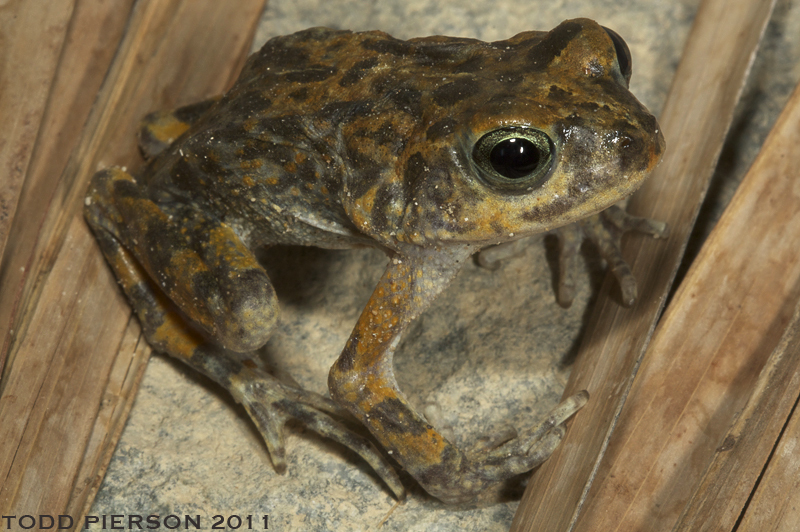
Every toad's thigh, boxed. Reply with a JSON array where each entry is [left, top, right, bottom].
[[85, 167, 278, 353]]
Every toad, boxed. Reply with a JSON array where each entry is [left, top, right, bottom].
[[85, 18, 665, 504]]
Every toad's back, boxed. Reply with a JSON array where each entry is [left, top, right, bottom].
[[141, 25, 660, 252]]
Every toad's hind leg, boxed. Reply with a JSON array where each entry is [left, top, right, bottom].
[[84, 167, 403, 498]]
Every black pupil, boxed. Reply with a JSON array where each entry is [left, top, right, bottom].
[[489, 137, 541, 179]]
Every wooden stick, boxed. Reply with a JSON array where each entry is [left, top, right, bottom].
[[0, 0, 266, 520], [0, 0, 77, 374], [674, 289, 800, 530], [736, 363, 800, 531], [573, 79, 800, 531], [510, 0, 776, 530], [0, 0, 74, 268]]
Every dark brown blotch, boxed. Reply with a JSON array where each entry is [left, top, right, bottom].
[[414, 445, 461, 488], [426, 118, 457, 142], [452, 54, 487, 74], [403, 152, 428, 194], [432, 78, 481, 107], [288, 87, 310, 102], [172, 98, 219, 126], [412, 39, 478, 63], [373, 120, 404, 148], [339, 57, 380, 87], [318, 100, 374, 123], [527, 20, 583, 71], [345, 149, 383, 198], [253, 115, 307, 140], [362, 35, 414, 56], [370, 397, 431, 437], [250, 39, 310, 70], [548, 85, 572, 99], [369, 184, 397, 234], [284, 66, 338, 84], [386, 86, 422, 117]]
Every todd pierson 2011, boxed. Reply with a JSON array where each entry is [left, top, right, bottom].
[[1, 514, 269, 530]]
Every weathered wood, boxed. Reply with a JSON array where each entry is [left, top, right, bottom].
[[0, 0, 76, 373], [0, 217, 133, 515], [0, 0, 134, 378], [573, 79, 800, 531], [674, 290, 800, 531], [737, 374, 800, 531], [0, 0, 267, 520], [0, 0, 75, 263], [510, 0, 776, 530]]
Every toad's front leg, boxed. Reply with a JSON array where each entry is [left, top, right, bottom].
[[328, 246, 588, 504]]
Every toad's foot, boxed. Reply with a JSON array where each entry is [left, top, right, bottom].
[[477, 205, 667, 308], [467, 391, 589, 469], [556, 205, 667, 307], [225, 361, 405, 498]]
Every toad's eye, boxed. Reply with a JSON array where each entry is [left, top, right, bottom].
[[473, 128, 554, 192], [602, 26, 632, 85]]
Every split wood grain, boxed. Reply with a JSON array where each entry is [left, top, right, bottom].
[[0, 0, 74, 259], [737, 376, 800, 531], [674, 278, 800, 531], [0, 0, 134, 378], [0, 0, 267, 521], [0, 218, 134, 515], [510, 0, 777, 530], [0, 0, 77, 371], [573, 77, 800, 531]]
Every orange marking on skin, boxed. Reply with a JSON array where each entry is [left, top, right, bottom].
[[104, 238, 206, 362], [107, 248, 145, 294], [350, 187, 377, 229], [205, 225, 262, 272], [355, 374, 450, 461], [146, 114, 190, 145], [151, 309, 206, 362], [396, 427, 449, 460], [240, 159, 263, 170], [242, 117, 258, 133]]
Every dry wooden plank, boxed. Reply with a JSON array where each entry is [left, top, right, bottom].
[[570, 79, 800, 531], [0, 0, 134, 378], [2, 0, 265, 378], [674, 293, 800, 531], [510, 0, 776, 529], [0, 0, 267, 518], [0, 217, 133, 513], [66, 313, 151, 521], [0, 0, 75, 367], [737, 387, 800, 531]]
